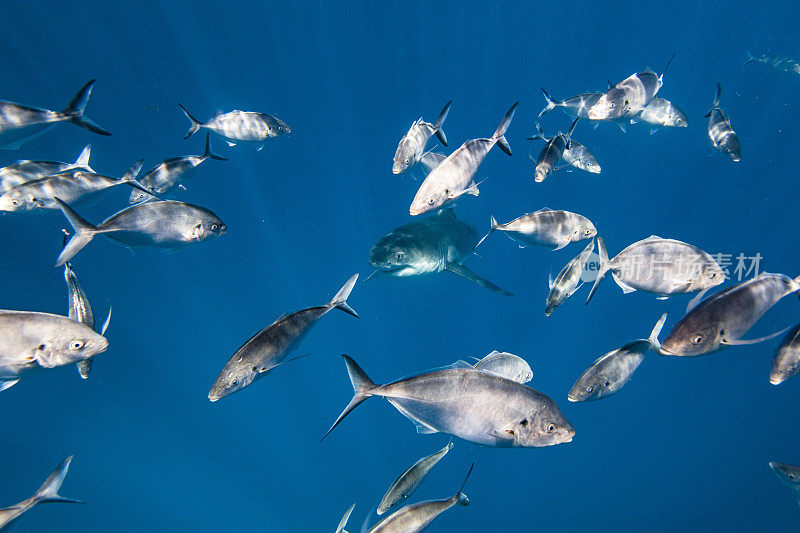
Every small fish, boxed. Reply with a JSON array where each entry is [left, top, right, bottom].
[[538, 89, 602, 119], [527, 119, 580, 183], [631, 97, 688, 132], [588, 54, 675, 120], [368, 464, 473, 533], [335, 503, 355, 533], [650, 273, 800, 357], [586, 236, 725, 304], [545, 239, 595, 316], [0, 80, 110, 150], [476, 209, 596, 251], [744, 51, 800, 75], [472, 351, 532, 383], [0, 311, 108, 391], [0, 145, 93, 195], [705, 83, 741, 161], [568, 315, 666, 402], [561, 140, 601, 174], [392, 101, 451, 175], [324, 355, 574, 447], [178, 104, 290, 147], [368, 209, 513, 296], [63, 258, 111, 380], [409, 103, 517, 216], [0, 456, 84, 530], [377, 441, 454, 515], [770, 323, 800, 385], [54, 197, 226, 266], [0, 160, 148, 212], [129, 132, 226, 203], [769, 462, 800, 509], [208, 275, 359, 402]]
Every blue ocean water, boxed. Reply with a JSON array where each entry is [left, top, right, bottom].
[[1, 0, 800, 530]]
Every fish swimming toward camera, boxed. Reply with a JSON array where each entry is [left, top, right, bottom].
[[368, 464, 473, 533], [705, 83, 741, 162], [631, 97, 688, 133], [650, 273, 800, 357], [0, 79, 111, 150], [769, 462, 800, 510], [588, 54, 675, 120], [527, 119, 582, 183], [129, 132, 227, 203], [392, 101, 451, 175], [538, 89, 602, 119], [744, 51, 800, 75], [472, 351, 532, 383], [54, 197, 227, 266], [368, 209, 513, 296], [178, 104, 290, 149], [585, 236, 725, 304], [325, 355, 575, 447], [545, 239, 595, 316], [0, 145, 93, 195], [208, 274, 359, 402], [0, 310, 108, 391], [0, 456, 84, 530], [477, 209, 596, 251], [770, 323, 800, 385], [377, 441, 454, 515], [409, 103, 517, 216]]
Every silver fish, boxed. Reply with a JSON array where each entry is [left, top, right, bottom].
[[586, 236, 725, 304], [632, 97, 688, 132], [0, 80, 110, 150], [588, 54, 675, 120], [527, 119, 580, 183], [650, 273, 800, 357], [0, 160, 148, 212], [472, 351, 532, 383], [54, 197, 227, 266], [325, 356, 574, 447], [770, 323, 800, 385], [368, 464, 473, 533], [178, 104, 290, 148], [376, 441, 453, 515], [64, 259, 111, 380], [335, 503, 355, 533], [0, 311, 108, 391], [0, 145, 93, 195], [538, 89, 602, 119], [568, 315, 666, 402], [129, 132, 226, 203], [208, 275, 359, 402], [392, 101, 451, 175], [561, 140, 601, 174], [744, 51, 800, 75], [368, 209, 513, 296], [409, 103, 517, 216], [769, 462, 800, 509], [705, 83, 741, 162], [0, 456, 83, 531], [477, 209, 596, 251], [545, 239, 595, 316]]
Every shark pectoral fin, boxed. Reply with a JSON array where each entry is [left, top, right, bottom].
[[723, 328, 791, 346], [445, 263, 513, 296], [414, 420, 438, 434], [0, 379, 20, 391]]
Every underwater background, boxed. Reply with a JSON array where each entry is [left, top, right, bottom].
[[1, 0, 800, 530]]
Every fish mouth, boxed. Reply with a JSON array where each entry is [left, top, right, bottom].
[[567, 393, 580, 402], [392, 166, 403, 175], [769, 373, 785, 386]]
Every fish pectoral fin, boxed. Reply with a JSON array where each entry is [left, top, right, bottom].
[[226, 141, 236, 147], [445, 263, 513, 296], [0, 379, 20, 391], [272, 353, 313, 371], [256, 144, 264, 152], [686, 288, 710, 313], [723, 328, 791, 346], [656, 295, 669, 300], [611, 273, 637, 294]]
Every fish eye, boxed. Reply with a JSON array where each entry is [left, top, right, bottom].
[[37, 343, 47, 351], [586, 386, 594, 393], [11, 200, 19, 206], [252, 366, 259, 372], [691, 334, 704, 344], [278, 126, 282, 130], [231, 379, 239, 386], [427, 198, 435, 205], [70, 340, 85, 351], [790, 474, 797, 480], [547, 424, 556, 433], [604, 380, 611, 387], [444, 188, 450, 196], [404, 158, 409, 164], [505, 429, 515, 436], [520, 419, 528, 427], [395, 252, 403, 261], [211, 224, 218, 231]]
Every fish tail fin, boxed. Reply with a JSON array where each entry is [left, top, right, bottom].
[[538, 88, 558, 117], [54, 198, 97, 267], [322, 355, 376, 441], [648, 313, 668, 353], [660, 52, 676, 82], [178, 103, 203, 139], [705, 83, 721, 117], [117, 159, 152, 196], [743, 51, 755, 65], [585, 236, 610, 304], [565, 117, 579, 148], [454, 462, 474, 506], [33, 456, 84, 505], [474, 216, 498, 250], [62, 80, 111, 136], [73, 145, 93, 172], [433, 100, 452, 146], [327, 274, 359, 318], [203, 132, 227, 161], [492, 102, 519, 156]]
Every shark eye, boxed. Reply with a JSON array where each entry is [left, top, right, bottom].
[[691, 334, 704, 345], [70, 340, 85, 351], [395, 252, 403, 261]]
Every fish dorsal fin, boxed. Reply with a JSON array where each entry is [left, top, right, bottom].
[[444, 360, 475, 370], [535, 207, 553, 213], [644, 235, 663, 241]]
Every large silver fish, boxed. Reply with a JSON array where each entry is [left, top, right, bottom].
[[409, 103, 517, 216], [477, 209, 596, 251], [744, 51, 800, 75], [0, 311, 108, 391], [561, 140, 602, 174], [377, 441, 453, 515], [527, 119, 580, 183], [0, 456, 83, 531], [0, 160, 148, 212], [472, 351, 532, 383], [392, 101, 451, 175], [631, 97, 688, 132], [325, 355, 574, 447], [538, 89, 602, 119], [545, 239, 595, 316], [178, 104, 290, 149], [63, 258, 111, 380], [129, 132, 226, 203], [54, 197, 226, 266], [208, 275, 359, 402], [0, 145, 93, 195], [770, 323, 800, 385], [586, 236, 725, 304], [588, 54, 675, 120], [0, 80, 110, 150], [368, 209, 513, 296], [368, 464, 473, 533], [769, 462, 800, 509], [650, 273, 800, 357], [705, 83, 741, 162]]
